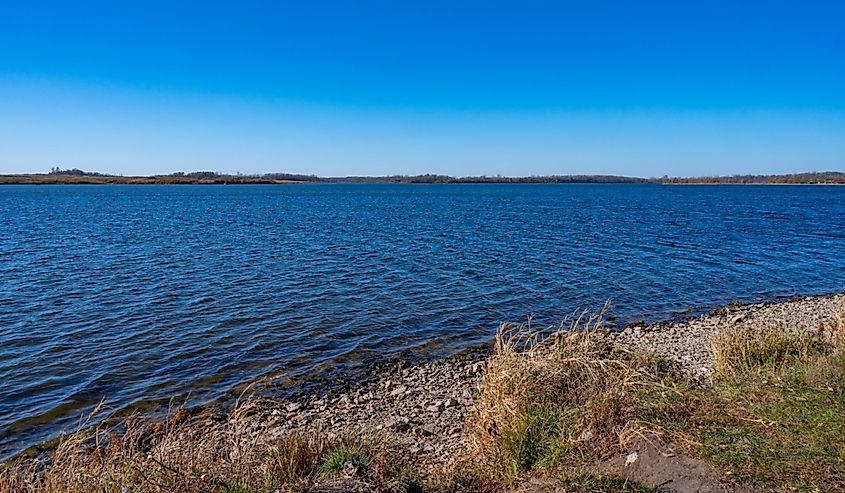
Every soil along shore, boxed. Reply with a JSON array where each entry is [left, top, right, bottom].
[[2, 293, 844, 492]]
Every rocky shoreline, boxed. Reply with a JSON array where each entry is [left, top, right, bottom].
[[6, 292, 844, 493], [260, 292, 845, 472], [613, 292, 845, 379], [260, 353, 487, 471]]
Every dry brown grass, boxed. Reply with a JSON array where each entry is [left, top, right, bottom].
[[711, 324, 825, 377], [462, 307, 671, 484], [712, 298, 845, 379], [456, 299, 845, 489], [0, 396, 409, 493], [825, 298, 845, 345]]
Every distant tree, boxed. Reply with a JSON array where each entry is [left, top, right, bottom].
[[660, 172, 845, 185]]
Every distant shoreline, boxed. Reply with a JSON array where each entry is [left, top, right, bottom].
[[662, 181, 845, 186], [2, 170, 844, 185]]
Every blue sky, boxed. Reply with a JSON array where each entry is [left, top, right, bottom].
[[1, 0, 843, 177]]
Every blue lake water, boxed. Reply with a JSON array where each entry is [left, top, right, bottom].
[[1, 183, 844, 457]]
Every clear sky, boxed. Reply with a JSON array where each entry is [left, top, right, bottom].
[[1, 0, 843, 177]]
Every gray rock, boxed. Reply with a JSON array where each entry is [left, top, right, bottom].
[[419, 424, 436, 436], [426, 401, 444, 413], [388, 416, 411, 431], [286, 402, 302, 412]]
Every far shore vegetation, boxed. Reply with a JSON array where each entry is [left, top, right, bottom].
[[2, 302, 843, 492], [1, 168, 844, 185]]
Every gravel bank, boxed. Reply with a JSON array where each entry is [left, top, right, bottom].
[[266, 354, 487, 470], [611, 292, 845, 380]]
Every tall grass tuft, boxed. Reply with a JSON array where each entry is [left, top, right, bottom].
[[463, 306, 670, 484]]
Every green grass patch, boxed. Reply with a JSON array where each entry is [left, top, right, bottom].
[[386, 465, 423, 493], [693, 353, 845, 489], [658, 336, 845, 490], [498, 406, 576, 477], [318, 445, 371, 478]]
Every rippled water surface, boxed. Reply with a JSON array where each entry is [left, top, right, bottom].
[[2, 184, 844, 457]]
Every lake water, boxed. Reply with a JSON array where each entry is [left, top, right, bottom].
[[2, 183, 844, 458]]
